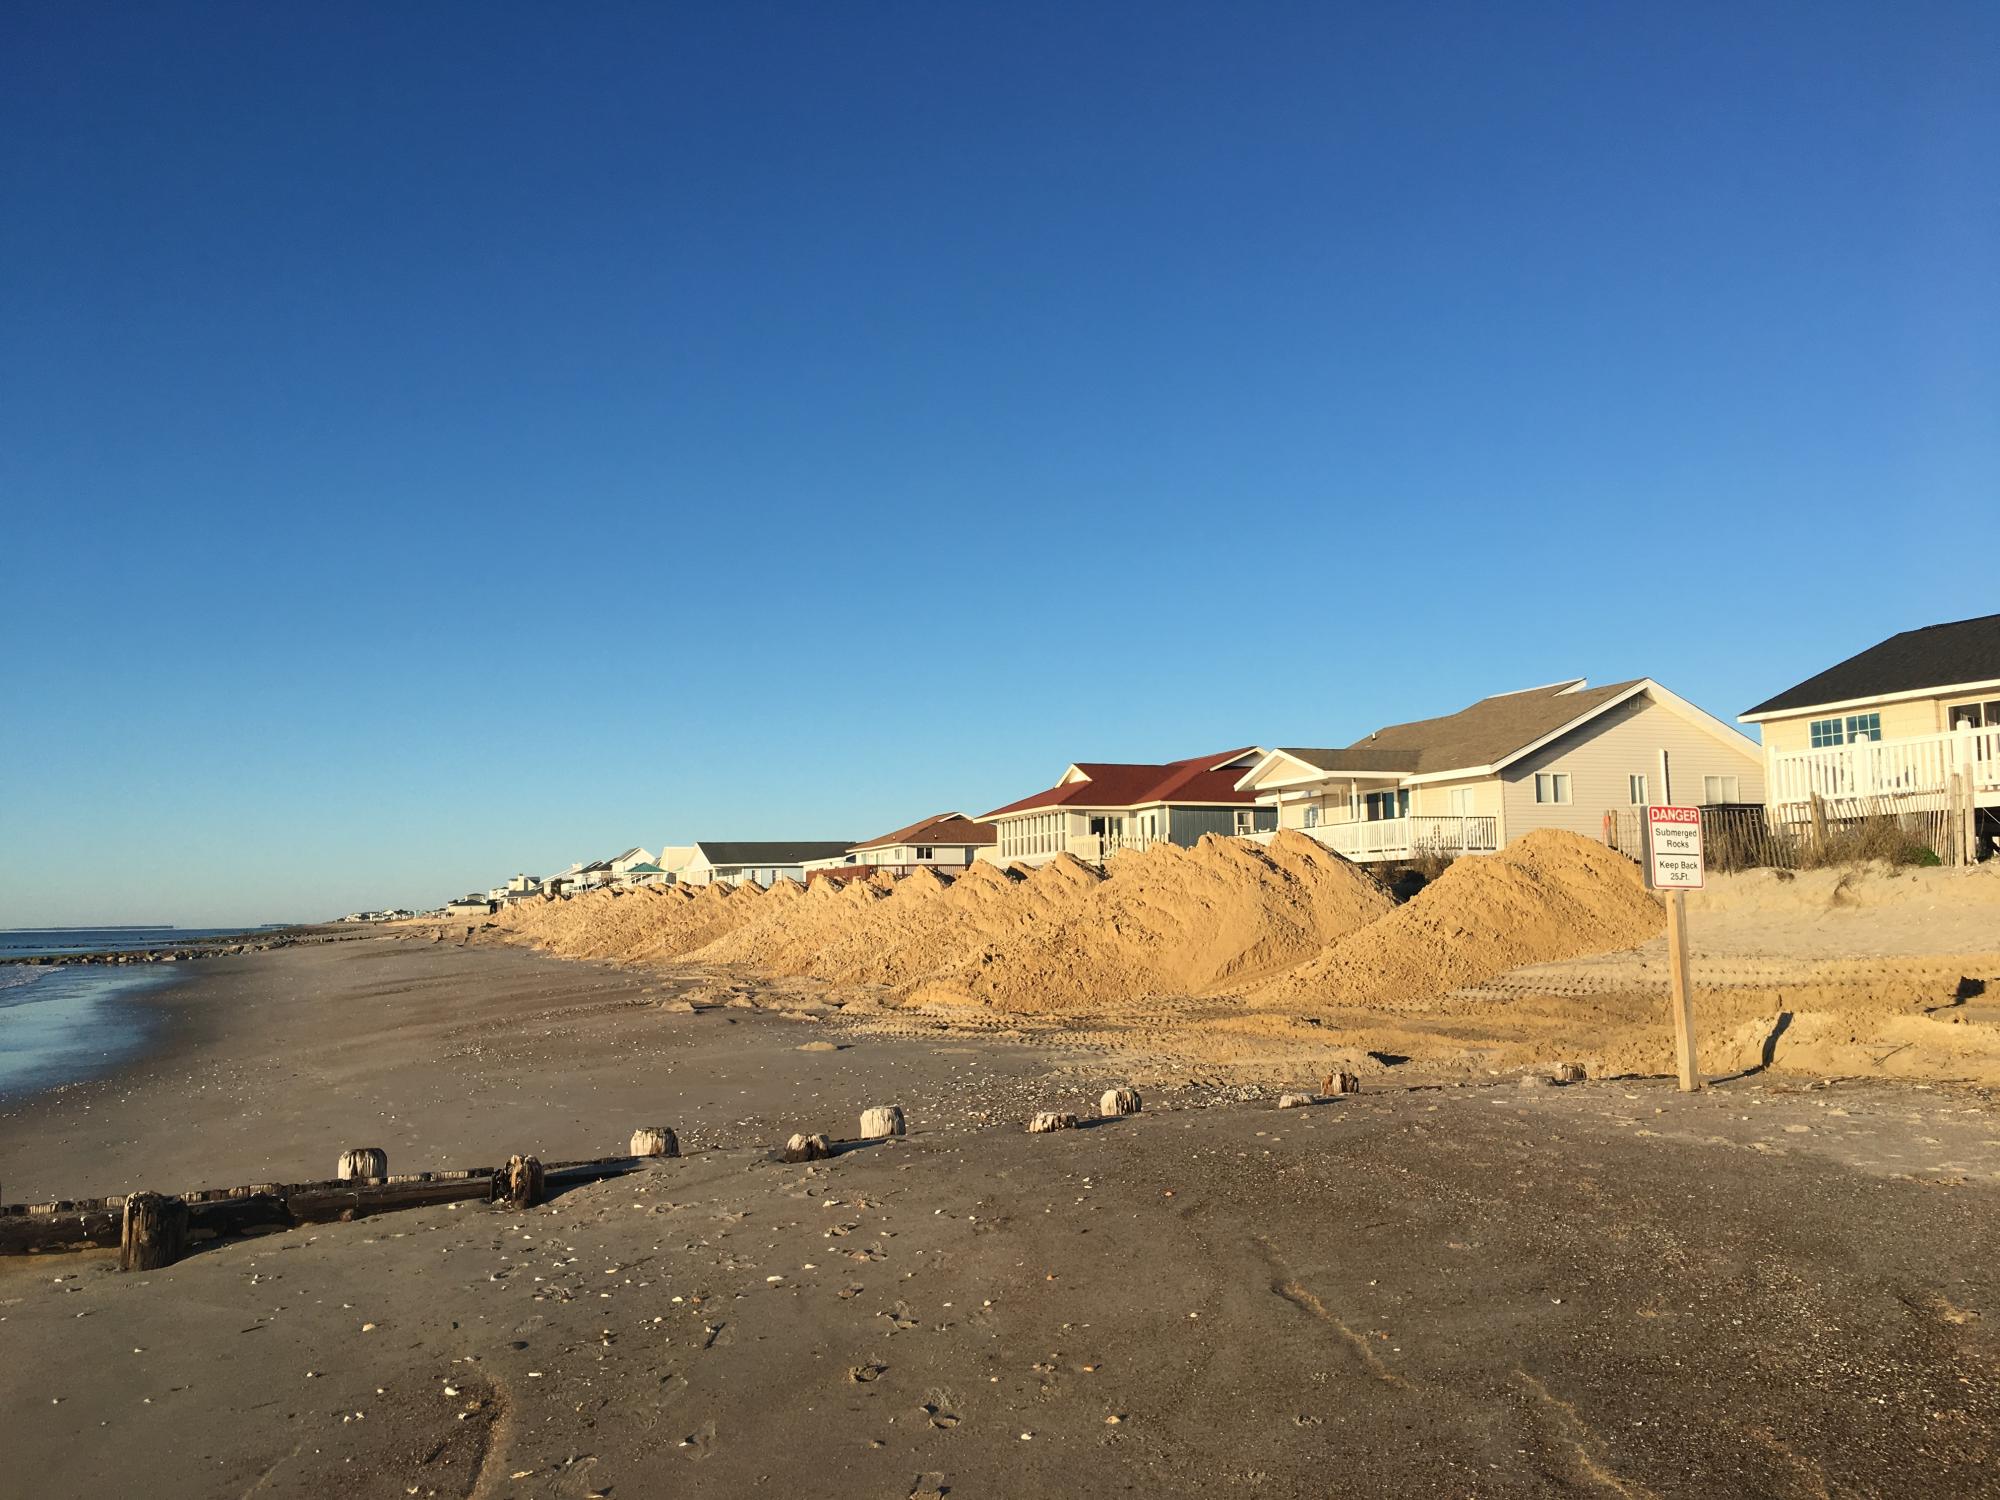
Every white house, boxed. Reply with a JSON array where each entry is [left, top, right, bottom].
[[1234, 678, 1764, 863], [675, 840, 856, 886], [981, 748, 1275, 866], [1740, 613, 1999, 852], [807, 813, 998, 879]]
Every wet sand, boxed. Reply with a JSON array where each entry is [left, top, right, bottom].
[[2, 938, 1998, 1498]]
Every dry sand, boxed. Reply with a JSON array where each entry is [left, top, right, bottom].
[[479, 833, 2000, 1091], [2, 939, 1997, 1499]]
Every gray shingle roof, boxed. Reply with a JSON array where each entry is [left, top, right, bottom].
[[694, 841, 855, 866], [1277, 680, 1645, 777], [1743, 614, 2000, 717]]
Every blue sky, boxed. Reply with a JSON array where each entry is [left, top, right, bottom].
[[3, 2, 1994, 926]]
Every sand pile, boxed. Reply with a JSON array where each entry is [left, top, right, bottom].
[[493, 881, 767, 962], [1249, 829, 1664, 1009], [687, 831, 1395, 1009], [498, 832, 1397, 1010], [493, 830, 1675, 1031]]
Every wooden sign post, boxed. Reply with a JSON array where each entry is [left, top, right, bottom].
[[1645, 805, 1705, 1091]]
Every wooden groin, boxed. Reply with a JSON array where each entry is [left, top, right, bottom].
[[0, 1153, 661, 1266]]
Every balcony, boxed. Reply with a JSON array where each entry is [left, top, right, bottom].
[[1296, 814, 1500, 862], [1768, 726, 2000, 810]]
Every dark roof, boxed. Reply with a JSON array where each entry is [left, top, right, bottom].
[[694, 841, 855, 866], [852, 813, 997, 852], [1743, 614, 2000, 718], [983, 749, 1262, 818], [1274, 680, 1645, 777]]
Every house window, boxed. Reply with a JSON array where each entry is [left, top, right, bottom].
[[1628, 774, 1648, 805], [1534, 773, 1571, 805], [1303, 804, 1320, 828], [1809, 712, 1882, 748], [1364, 790, 1409, 821], [1949, 701, 2000, 730], [1702, 775, 1740, 804], [1448, 786, 1476, 815], [916, 846, 934, 860]]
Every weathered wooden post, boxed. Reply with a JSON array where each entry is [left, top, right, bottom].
[[1026, 1111, 1078, 1133], [1555, 1062, 1587, 1084], [630, 1127, 679, 1158], [337, 1148, 388, 1181], [119, 1191, 189, 1272], [859, 1105, 905, 1139], [1321, 1070, 1360, 1095], [1099, 1087, 1142, 1117], [496, 1156, 545, 1210]]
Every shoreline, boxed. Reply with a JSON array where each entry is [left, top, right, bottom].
[[0, 921, 376, 969]]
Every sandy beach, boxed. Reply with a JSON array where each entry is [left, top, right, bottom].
[[3, 935, 1997, 1498]]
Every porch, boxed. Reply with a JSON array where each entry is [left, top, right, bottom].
[[1281, 814, 1501, 863], [1768, 726, 2000, 810]]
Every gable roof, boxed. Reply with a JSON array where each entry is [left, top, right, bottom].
[[852, 813, 997, 852], [1262, 681, 1644, 780], [1243, 678, 1757, 790], [1741, 613, 2000, 719], [692, 840, 855, 867], [983, 748, 1263, 818]]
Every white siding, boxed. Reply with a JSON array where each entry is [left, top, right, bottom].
[[1501, 693, 1765, 840]]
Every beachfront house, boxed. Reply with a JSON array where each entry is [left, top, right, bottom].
[[676, 840, 856, 886], [540, 863, 583, 897], [981, 749, 1275, 866], [806, 813, 997, 880], [1739, 613, 2000, 848], [1233, 679, 1763, 863]]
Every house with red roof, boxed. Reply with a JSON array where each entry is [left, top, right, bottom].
[[980, 749, 1274, 866], [803, 812, 998, 881]]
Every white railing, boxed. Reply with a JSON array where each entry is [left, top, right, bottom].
[[1769, 726, 1999, 806], [1307, 815, 1500, 861]]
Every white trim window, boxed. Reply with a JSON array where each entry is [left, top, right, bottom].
[[1534, 773, 1572, 805], [1448, 786, 1476, 815], [1701, 775, 1740, 804], [1628, 774, 1647, 805], [915, 846, 934, 860], [1809, 712, 1882, 749]]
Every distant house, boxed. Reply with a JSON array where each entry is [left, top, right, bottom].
[[981, 749, 1274, 866], [616, 862, 670, 887], [1740, 613, 2000, 838], [676, 840, 856, 886], [443, 895, 496, 916], [609, 848, 655, 879], [810, 813, 997, 879], [1234, 679, 1762, 863]]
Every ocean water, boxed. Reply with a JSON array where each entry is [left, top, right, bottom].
[[0, 928, 264, 1099]]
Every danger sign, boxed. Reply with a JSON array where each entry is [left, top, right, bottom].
[[1646, 805, 1704, 889]]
